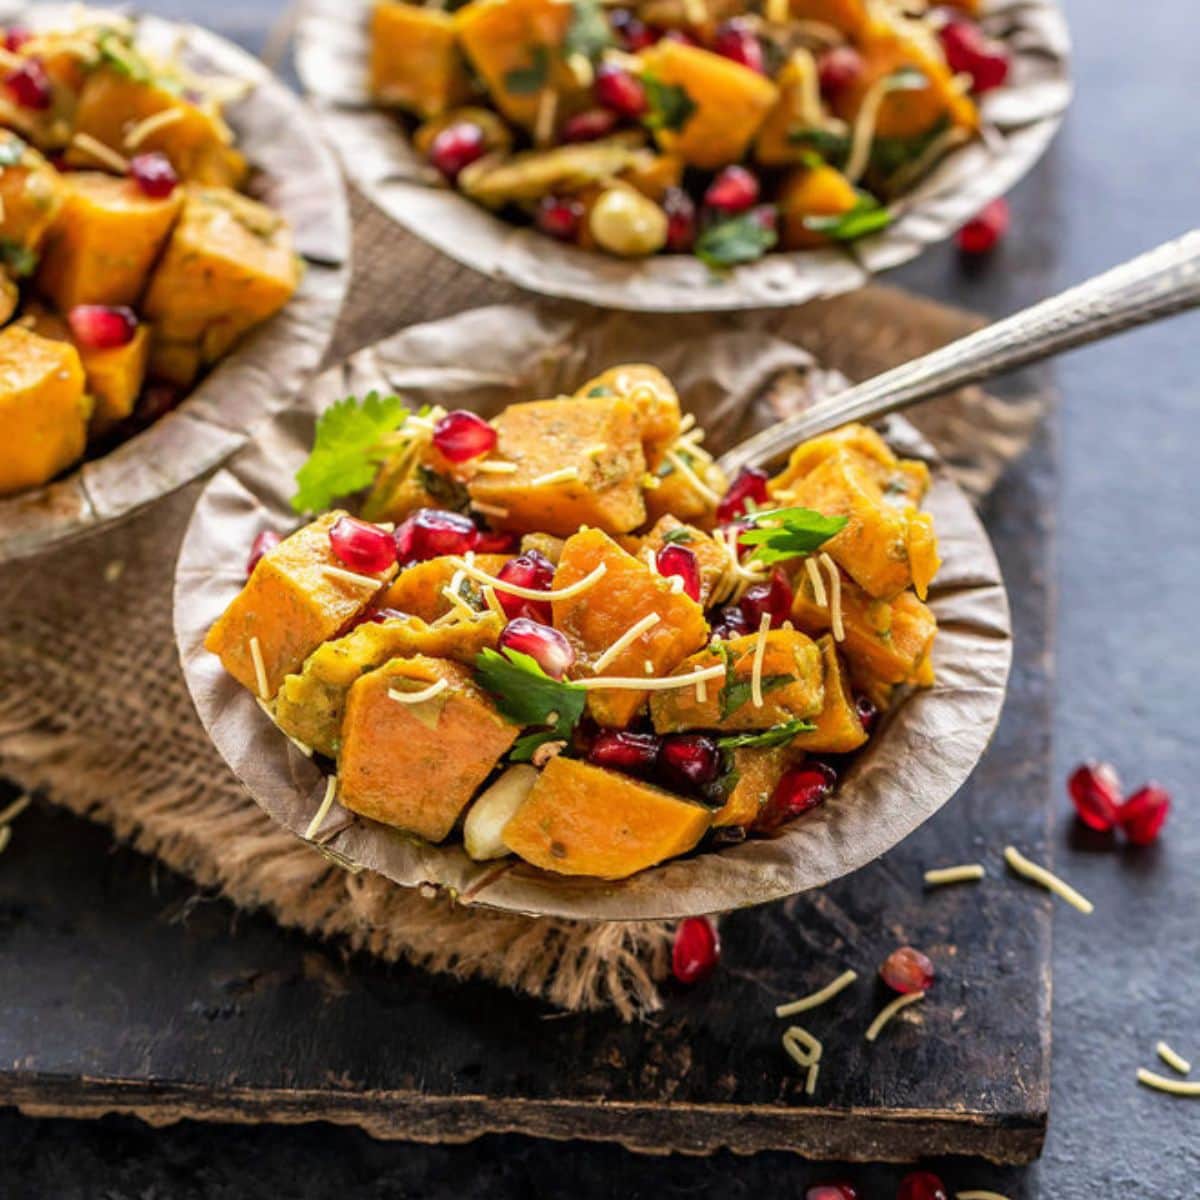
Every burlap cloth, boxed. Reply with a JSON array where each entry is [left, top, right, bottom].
[[0, 194, 1043, 1018]]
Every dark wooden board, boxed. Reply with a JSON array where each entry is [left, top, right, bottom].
[[0, 425, 1055, 1164]]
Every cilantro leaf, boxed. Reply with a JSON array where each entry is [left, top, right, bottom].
[[291, 392, 410, 514], [719, 673, 795, 721], [787, 127, 851, 161], [801, 192, 892, 242], [0, 135, 26, 166], [585, 383, 614, 397], [660, 527, 694, 545], [474, 647, 586, 745], [417, 464, 470, 513], [695, 211, 778, 270], [717, 719, 814, 751], [564, 0, 612, 63], [643, 73, 696, 132], [0, 238, 36, 278], [504, 46, 551, 95], [737, 506, 849, 564]]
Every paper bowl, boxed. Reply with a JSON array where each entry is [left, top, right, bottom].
[[295, 0, 1069, 313], [175, 304, 1011, 920], [0, 4, 351, 563]]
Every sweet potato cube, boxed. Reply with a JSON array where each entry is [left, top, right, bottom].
[[787, 0, 867, 35], [0, 135, 64, 258], [339, 656, 517, 841], [552, 528, 709, 728], [502, 756, 711, 878], [380, 553, 511, 622], [638, 515, 727, 608], [712, 745, 792, 828], [574, 363, 681, 470], [369, 1, 473, 118], [650, 629, 824, 733], [276, 612, 502, 757], [467, 395, 647, 537], [777, 163, 862, 249], [147, 337, 202, 388], [636, 41, 778, 169], [771, 422, 930, 503], [36, 171, 183, 310], [644, 455, 725, 529], [791, 635, 868, 754], [204, 512, 397, 699], [0, 326, 88, 496], [756, 54, 824, 167]]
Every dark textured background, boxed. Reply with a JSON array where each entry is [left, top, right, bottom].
[[3, 0, 1199, 1194]]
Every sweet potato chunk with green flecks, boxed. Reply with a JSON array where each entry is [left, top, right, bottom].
[[711, 745, 792, 829], [574, 363, 681, 471], [467, 395, 647, 537], [36, 171, 183, 310], [637, 515, 727, 608], [338, 656, 517, 841], [0, 134, 64, 262], [204, 512, 397, 699], [650, 628, 824, 733], [553, 528, 709, 728], [502, 756, 711, 879], [791, 634, 868, 754], [771, 423, 930, 503], [275, 613, 502, 758], [643, 454, 725, 529], [380, 554, 510, 622], [369, 1, 473, 119]]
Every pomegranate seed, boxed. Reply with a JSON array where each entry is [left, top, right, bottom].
[[716, 465, 770, 523], [807, 1186, 858, 1200], [880, 946, 935, 994], [741, 567, 793, 630], [432, 409, 497, 463], [128, 152, 178, 199], [561, 107, 619, 143], [343, 604, 407, 634], [67, 305, 137, 350], [704, 165, 759, 214], [588, 729, 661, 776], [672, 915, 720, 984], [750, 203, 778, 234], [662, 186, 697, 252], [661, 29, 698, 45], [940, 20, 1011, 94], [956, 197, 1009, 255], [495, 550, 555, 623], [594, 63, 648, 118], [854, 694, 879, 734], [896, 1171, 948, 1200], [710, 604, 750, 641], [427, 121, 487, 182], [329, 515, 398, 574], [394, 508, 479, 563], [535, 194, 584, 242], [475, 530, 518, 554], [5, 57, 51, 109], [712, 19, 765, 73], [609, 8, 657, 51], [1117, 783, 1171, 846], [656, 543, 701, 601], [759, 761, 837, 831], [817, 46, 865, 98], [659, 734, 720, 792], [1067, 761, 1122, 832], [4, 27, 31, 52], [246, 529, 282, 576], [499, 617, 575, 680]]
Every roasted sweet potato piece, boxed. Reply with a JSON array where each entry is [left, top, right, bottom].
[[553, 528, 709, 728], [339, 656, 517, 841], [650, 629, 824, 733], [574, 363, 681, 470], [276, 613, 502, 757], [787, 0, 867, 35], [0, 134, 64, 260], [771, 422, 930, 503], [147, 337, 202, 389], [777, 163, 861, 249], [644, 453, 726, 529], [204, 512, 397, 699], [755, 53, 825, 168], [369, 1, 473, 118], [502, 756, 711, 878], [791, 635, 868, 754], [467, 394, 647, 537], [711, 745, 792, 828], [380, 553, 511, 622], [637, 515, 727, 607], [0, 326, 88, 496], [36, 171, 183, 310]]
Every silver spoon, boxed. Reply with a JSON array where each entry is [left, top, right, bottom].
[[717, 230, 1200, 478]]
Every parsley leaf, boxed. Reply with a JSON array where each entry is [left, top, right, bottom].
[[802, 201, 892, 242], [291, 392, 410, 514], [737, 506, 849, 564], [787, 127, 851, 161], [643, 74, 696, 132], [474, 647, 586, 747], [695, 211, 778, 270], [585, 383, 614, 397], [504, 46, 551, 95], [660, 527, 694, 545], [564, 0, 612, 63], [719, 673, 795, 721], [717, 719, 814, 751], [417, 465, 470, 513], [0, 238, 36, 278], [0, 135, 26, 166]]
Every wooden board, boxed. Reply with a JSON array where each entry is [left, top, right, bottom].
[[0, 431, 1054, 1165]]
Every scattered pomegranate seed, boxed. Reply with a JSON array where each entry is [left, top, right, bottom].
[[806, 1185, 858, 1200], [609, 8, 657, 51], [659, 734, 721, 792], [758, 761, 837, 831], [394, 508, 479, 562], [940, 20, 1011, 94], [329, 515, 398, 574], [710, 604, 750, 641], [5, 57, 51, 109], [817, 45, 865, 98], [4, 26, 31, 52], [246, 529, 282, 576], [475, 530, 518, 554], [704, 165, 759, 214], [672, 915, 720, 984], [661, 29, 698, 46], [855, 694, 879, 734], [741, 567, 793, 630], [561, 107, 619, 143], [128, 152, 178, 199], [896, 1171, 948, 1200], [594, 63, 648, 118], [1067, 761, 1122, 832], [1117, 783, 1171, 846], [712, 19, 765, 73], [956, 197, 1009, 255], [716, 466, 770, 523], [67, 305, 137, 350], [656, 543, 701, 601], [427, 121, 487, 182], [432, 409, 497, 463], [495, 549, 556, 623], [661, 186, 697, 251], [499, 617, 575, 680], [535, 194, 584, 242], [750, 203, 778, 235], [880, 946, 935, 994], [588, 729, 661, 775]]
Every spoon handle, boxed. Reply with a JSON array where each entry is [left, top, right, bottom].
[[719, 229, 1200, 476]]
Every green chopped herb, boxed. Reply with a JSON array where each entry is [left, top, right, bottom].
[[475, 647, 587, 754], [787, 127, 851, 161], [717, 719, 815, 751], [737, 506, 848, 564], [871, 114, 951, 178], [695, 211, 778, 270], [643, 73, 696, 132], [504, 46, 551, 95], [0, 238, 37, 278], [660, 527, 695, 545], [586, 383, 614, 397], [564, 0, 612, 63], [0, 135, 26, 167], [801, 199, 892, 242], [719, 673, 796, 721], [417, 464, 470, 513]]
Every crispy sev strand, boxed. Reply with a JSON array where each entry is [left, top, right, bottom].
[[924, 863, 986, 887], [474, 460, 519, 474], [750, 611, 771, 707], [1157, 1041, 1192, 1076], [70, 131, 129, 173], [1136, 1068, 1200, 1098], [820, 552, 844, 641], [865, 990, 926, 1042], [781, 1029, 818, 1068], [304, 776, 339, 841], [450, 557, 606, 601], [805, 556, 828, 608], [481, 584, 507, 621], [664, 448, 722, 506], [591, 612, 661, 674], [530, 465, 580, 487], [957, 1192, 1013, 1200], [388, 678, 449, 705], [0, 825, 10, 854], [248, 635, 270, 700], [805, 1061, 820, 1097], [321, 563, 384, 590], [775, 968, 858, 1017], [1003, 845, 1094, 914], [255, 697, 314, 758], [577, 663, 726, 691], [0, 793, 32, 827]]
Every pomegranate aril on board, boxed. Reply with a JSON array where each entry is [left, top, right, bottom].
[[246, 529, 282, 577], [329, 516, 398, 574], [712, 19, 765, 73], [741, 567, 793, 629], [394, 508, 478, 562], [499, 618, 575, 680], [5, 57, 51, 109], [535, 195, 584, 241], [672, 915, 720, 984], [896, 1171, 948, 1200], [759, 761, 836, 830], [716, 465, 770, 523], [1067, 761, 1122, 832], [704, 164, 759, 214], [129, 151, 178, 198], [662, 186, 697, 251], [880, 945, 935, 994], [432, 409, 496, 463], [1117, 783, 1171, 846], [588, 730, 661, 776], [656, 543, 701, 601], [427, 121, 487, 181], [594, 63, 648, 118], [495, 550, 555, 622], [561, 107, 619, 143], [817, 45, 864, 98], [67, 304, 137, 349], [939, 19, 1011, 94], [659, 734, 720, 792], [956, 197, 1009, 255]]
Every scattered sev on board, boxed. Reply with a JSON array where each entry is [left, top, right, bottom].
[[304, 776, 339, 841], [775, 969, 858, 1018], [1003, 846, 1094, 914], [957, 1192, 1013, 1200], [865, 990, 926, 1042], [1136, 1068, 1200, 1098], [924, 863, 986, 887], [1156, 1041, 1192, 1076]]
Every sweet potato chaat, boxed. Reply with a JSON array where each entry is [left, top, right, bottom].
[[206, 366, 940, 880], [368, 0, 1009, 265], [0, 12, 300, 497]]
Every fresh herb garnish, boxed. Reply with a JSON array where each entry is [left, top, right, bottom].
[[585, 384, 614, 397], [475, 647, 586, 755], [504, 46, 551, 95], [564, 0, 612, 63], [291, 392, 409, 513], [737, 506, 848, 564], [0, 135, 26, 167], [787, 127, 851, 161], [719, 674, 795, 720], [717, 719, 814, 751], [695, 211, 778, 270], [802, 195, 892, 242], [0, 238, 37, 278], [660, 527, 694, 545], [643, 73, 696, 132], [871, 114, 950, 178], [417, 465, 470, 513]]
